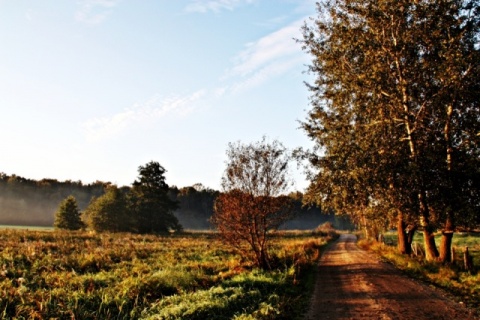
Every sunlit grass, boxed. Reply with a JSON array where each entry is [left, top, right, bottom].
[[0, 229, 335, 319]]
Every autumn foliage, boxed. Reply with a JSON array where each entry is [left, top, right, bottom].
[[213, 191, 293, 269], [212, 137, 294, 269]]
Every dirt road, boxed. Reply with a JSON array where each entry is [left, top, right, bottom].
[[305, 234, 478, 319]]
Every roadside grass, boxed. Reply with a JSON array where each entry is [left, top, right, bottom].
[[0, 229, 335, 319], [358, 232, 480, 310]]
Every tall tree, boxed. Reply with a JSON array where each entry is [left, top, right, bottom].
[[300, 0, 480, 260], [53, 195, 84, 230], [129, 161, 182, 234], [212, 137, 294, 269]]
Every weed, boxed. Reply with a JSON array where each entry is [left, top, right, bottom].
[[0, 229, 333, 319]]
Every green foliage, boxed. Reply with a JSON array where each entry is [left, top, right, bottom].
[[130, 161, 182, 234], [53, 196, 84, 230], [142, 271, 288, 320], [300, 0, 480, 253], [83, 186, 131, 233], [0, 229, 332, 319]]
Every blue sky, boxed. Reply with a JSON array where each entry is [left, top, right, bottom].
[[0, 0, 316, 191]]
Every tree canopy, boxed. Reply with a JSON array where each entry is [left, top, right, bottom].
[[300, 0, 480, 260], [83, 186, 131, 233]]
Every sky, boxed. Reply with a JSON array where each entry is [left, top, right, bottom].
[[0, 0, 316, 191]]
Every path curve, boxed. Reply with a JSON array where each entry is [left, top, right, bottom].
[[305, 234, 478, 319]]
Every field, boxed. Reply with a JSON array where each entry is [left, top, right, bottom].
[[360, 231, 480, 309], [0, 229, 334, 319]]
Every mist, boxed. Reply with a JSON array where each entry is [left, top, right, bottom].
[[0, 173, 352, 230]]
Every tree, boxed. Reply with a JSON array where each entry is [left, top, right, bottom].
[[53, 195, 84, 230], [83, 185, 131, 233], [129, 161, 182, 234], [212, 137, 294, 269], [300, 0, 480, 260]]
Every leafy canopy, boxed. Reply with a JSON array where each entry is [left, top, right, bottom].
[[299, 0, 480, 239]]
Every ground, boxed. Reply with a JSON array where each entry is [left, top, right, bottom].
[[305, 234, 478, 319]]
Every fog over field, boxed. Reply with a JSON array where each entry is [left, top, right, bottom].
[[0, 173, 352, 230]]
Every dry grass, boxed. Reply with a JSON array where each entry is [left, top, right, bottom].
[[0, 229, 334, 319]]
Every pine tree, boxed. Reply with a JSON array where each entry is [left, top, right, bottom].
[[129, 161, 182, 234], [54, 195, 84, 230]]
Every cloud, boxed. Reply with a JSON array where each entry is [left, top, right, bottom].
[[75, 0, 120, 25], [223, 18, 308, 92], [185, 0, 256, 13], [82, 90, 206, 142], [230, 56, 305, 93]]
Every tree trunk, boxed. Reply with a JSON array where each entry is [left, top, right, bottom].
[[406, 226, 416, 255], [440, 231, 454, 263], [439, 211, 455, 263], [258, 248, 271, 270], [397, 214, 408, 254], [421, 214, 439, 261], [361, 213, 372, 240], [439, 105, 455, 263], [423, 229, 438, 261]]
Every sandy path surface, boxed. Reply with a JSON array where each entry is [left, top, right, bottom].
[[305, 234, 478, 319]]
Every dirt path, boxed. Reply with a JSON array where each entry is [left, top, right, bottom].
[[305, 234, 478, 319]]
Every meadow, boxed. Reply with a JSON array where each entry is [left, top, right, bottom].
[[359, 231, 480, 310], [0, 229, 335, 319]]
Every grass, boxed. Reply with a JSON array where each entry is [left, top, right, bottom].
[[0, 225, 53, 231], [382, 231, 480, 262], [0, 229, 335, 319], [358, 231, 480, 311]]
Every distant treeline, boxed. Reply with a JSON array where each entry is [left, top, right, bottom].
[[0, 173, 352, 230]]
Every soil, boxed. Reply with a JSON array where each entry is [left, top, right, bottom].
[[305, 234, 478, 319]]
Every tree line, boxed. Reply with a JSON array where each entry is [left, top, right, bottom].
[[54, 161, 181, 233], [0, 173, 106, 226], [299, 0, 480, 262], [0, 165, 344, 234]]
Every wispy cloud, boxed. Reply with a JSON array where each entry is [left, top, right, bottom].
[[230, 56, 304, 93], [75, 0, 120, 25], [82, 90, 206, 142], [185, 0, 256, 13], [224, 18, 307, 93]]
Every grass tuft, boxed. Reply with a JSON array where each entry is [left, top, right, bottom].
[[0, 229, 335, 319]]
